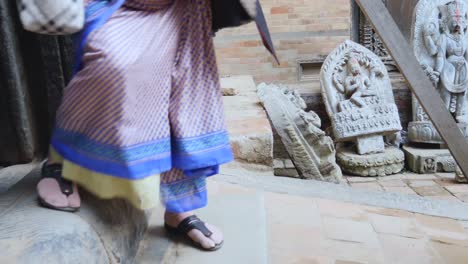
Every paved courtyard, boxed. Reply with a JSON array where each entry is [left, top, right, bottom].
[[345, 172, 468, 203], [137, 174, 468, 264]]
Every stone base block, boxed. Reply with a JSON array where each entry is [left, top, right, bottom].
[[337, 146, 404, 177], [408, 121, 468, 144], [356, 135, 385, 155], [222, 76, 273, 166], [403, 145, 457, 174]]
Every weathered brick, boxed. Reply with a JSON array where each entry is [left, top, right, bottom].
[[214, 0, 351, 85]]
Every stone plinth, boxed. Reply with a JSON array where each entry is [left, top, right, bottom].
[[337, 146, 405, 177], [403, 145, 457, 174], [222, 76, 273, 166]]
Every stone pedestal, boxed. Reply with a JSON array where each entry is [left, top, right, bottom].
[[356, 135, 385, 155], [222, 76, 274, 166], [403, 145, 457, 174], [337, 146, 405, 177], [408, 121, 468, 144]]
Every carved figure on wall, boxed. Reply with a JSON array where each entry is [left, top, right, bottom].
[[405, 0, 468, 173], [320, 40, 404, 177], [423, 0, 468, 120]]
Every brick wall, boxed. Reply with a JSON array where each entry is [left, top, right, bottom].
[[214, 0, 351, 92]]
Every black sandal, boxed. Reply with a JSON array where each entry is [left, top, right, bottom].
[[164, 215, 224, 251], [37, 163, 79, 212]]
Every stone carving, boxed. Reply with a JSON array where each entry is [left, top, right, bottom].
[[410, 0, 468, 144], [320, 40, 404, 176], [405, 0, 468, 173], [257, 83, 342, 183]]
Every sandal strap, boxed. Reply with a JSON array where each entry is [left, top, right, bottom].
[[177, 215, 213, 238], [41, 163, 74, 196]]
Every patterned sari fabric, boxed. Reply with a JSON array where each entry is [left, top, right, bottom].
[[50, 0, 233, 212]]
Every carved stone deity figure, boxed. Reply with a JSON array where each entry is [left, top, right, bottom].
[[405, 0, 468, 174], [320, 40, 404, 177], [410, 0, 468, 144]]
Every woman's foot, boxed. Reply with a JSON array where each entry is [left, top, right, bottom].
[[37, 163, 81, 212], [164, 211, 224, 251]]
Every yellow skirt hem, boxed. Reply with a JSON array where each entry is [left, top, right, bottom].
[[49, 147, 161, 210]]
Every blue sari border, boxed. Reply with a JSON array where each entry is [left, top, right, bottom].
[[51, 137, 172, 179], [173, 144, 234, 171], [173, 131, 230, 153], [161, 177, 208, 213], [52, 128, 172, 163], [51, 128, 233, 179]]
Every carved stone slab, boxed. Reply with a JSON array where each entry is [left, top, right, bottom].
[[320, 40, 402, 144], [257, 83, 343, 183]]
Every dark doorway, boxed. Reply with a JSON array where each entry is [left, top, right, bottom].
[[0, 0, 73, 166]]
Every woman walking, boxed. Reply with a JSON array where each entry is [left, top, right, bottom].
[[35, 0, 275, 251]]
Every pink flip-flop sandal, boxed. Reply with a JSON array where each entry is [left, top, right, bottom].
[[37, 163, 81, 212]]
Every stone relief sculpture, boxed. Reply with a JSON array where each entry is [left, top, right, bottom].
[[257, 83, 343, 183], [320, 40, 405, 177], [405, 0, 468, 173]]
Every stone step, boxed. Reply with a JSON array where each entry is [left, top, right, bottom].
[[0, 167, 149, 264], [222, 75, 273, 167], [134, 206, 172, 263], [137, 180, 269, 264], [0, 163, 37, 193]]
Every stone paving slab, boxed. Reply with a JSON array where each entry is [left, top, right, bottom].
[[154, 179, 468, 264], [344, 172, 468, 204], [155, 182, 268, 264], [262, 185, 468, 263], [216, 172, 468, 220]]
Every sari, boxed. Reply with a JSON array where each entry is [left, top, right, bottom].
[[50, 0, 276, 212]]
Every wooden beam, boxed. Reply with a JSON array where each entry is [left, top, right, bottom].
[[355, 0, 468, 176]]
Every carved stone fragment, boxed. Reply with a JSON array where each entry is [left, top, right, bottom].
[[258, 83, 342, 183]]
